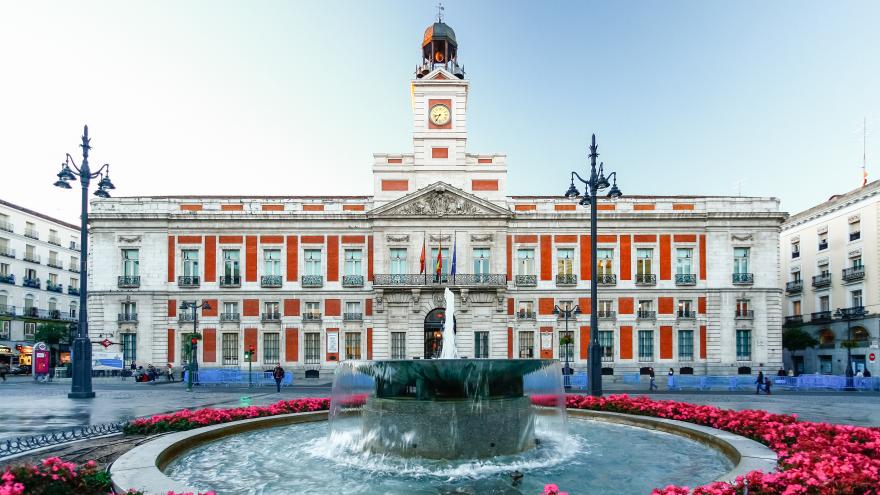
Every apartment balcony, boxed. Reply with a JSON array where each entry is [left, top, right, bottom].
[[220, 312, 240, 322], [67, 286, 79, 296], [555, 274, 577, 286], [69, 241, 80, 251], [372, 273, 506, 288], [811, 311, 832, 323], [46, 281, 63, 293], [818, 240, 828, 251], [516, 310, 536, 320], [343, 312, 363, 321], [117, 313, 138, 322], [23, 253, 40, 264], [48, 235, 61, 246], [261, 275, 282, 288], [23, 277, 40, 289], [677, 310, 696, 319], [515, 275, 537, 287], [597, 274, 617, 286], [24, 228, 39, 240], [598, 310, 616, 319], [675, 274, 696, 286], [22, 308, 68, 321], [301, 275, 324, 288], [261, 312, 281, 322], [791, 250, 800, 259], [838, 306, 866, 319], [785, 280, 803, 293], [850, 231, 861, 241], [68, 262, 79, 273], [219, 275, 241, 288], [0, 221, 12, 233], [735, 309, 755, 319], [635, 273, 656, 286], [342, 275, 364, 287], [842, 266, 865, 282], [0, 273, 14, 285], [118, 276, 141, 288], [303, 312, 322, 322], [783, 315, 803, 327], [732, 273, 754, 285], [0, 305, 16, 316], [0, 248, 14, 259], [637, 310, 656, 320], [812, 274, 832, 288], [47, 259, 63, 269], [178, 276, 200, 288]]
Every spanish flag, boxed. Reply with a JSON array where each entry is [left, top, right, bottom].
[[419, 236, 426, 274], [436, 237, 443, 277]]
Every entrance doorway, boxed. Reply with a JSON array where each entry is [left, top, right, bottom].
[[424, 308, 455, 359]]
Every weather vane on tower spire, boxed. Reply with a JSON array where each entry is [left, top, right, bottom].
[[437, 2, 444, 22]]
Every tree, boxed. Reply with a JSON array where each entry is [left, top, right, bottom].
[[34, 322, 72, 369], [782, 327, 819, 369]]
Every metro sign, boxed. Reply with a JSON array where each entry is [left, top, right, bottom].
[[100, 339, 112, 348]]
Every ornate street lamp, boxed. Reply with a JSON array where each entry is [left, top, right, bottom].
[[180, 300, 211, 392], [54, 125, 116, 399], [564, 134, 623, 397]]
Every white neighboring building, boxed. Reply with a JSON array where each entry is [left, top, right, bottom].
[[780, 181, 880, 376], [0, 199, 81, 367]]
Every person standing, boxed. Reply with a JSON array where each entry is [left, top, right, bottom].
[[273, 364, 285, 393], [648, 368, 658, 391], [755, 370, 765, 394], [667, 368, 674, 389]]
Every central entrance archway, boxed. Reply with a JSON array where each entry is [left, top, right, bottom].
[[424, 308, 456, 359]]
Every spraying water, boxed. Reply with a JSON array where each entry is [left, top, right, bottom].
[[439, 287, 459, 359]]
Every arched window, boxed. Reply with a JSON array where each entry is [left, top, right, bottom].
[[69, 301, 77, 318], [852, 327, 870, 344], [48, 298, 57, 312]]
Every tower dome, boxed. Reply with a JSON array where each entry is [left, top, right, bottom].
[[416, 10, 464, 79]]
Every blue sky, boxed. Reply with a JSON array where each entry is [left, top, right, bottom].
[[1, 1, 878, 222]]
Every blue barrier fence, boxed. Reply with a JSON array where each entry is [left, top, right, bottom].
[[182, 369, 294, 387], [667, 374, 880, 391]]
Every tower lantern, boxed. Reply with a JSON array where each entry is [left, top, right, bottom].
[[416, 6, 464, 79]]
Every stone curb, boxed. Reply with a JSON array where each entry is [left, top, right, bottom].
[[110, 409, 777, 494]]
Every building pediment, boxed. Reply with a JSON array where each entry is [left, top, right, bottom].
[[369, 182, 511, 218]]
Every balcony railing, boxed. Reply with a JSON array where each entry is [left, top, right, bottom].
[[178, 313, 195, 322], [635, 273, 656, 286], [178, 276, 200, 288], [47, 259, 63, 269], [812, 274, 832, 288], [219, 275, 241, 287], [69, 241, 79, 251], [598, 310, 616, 319], [0, 305, 15, 316], [261, 275, 283, 288], [783, 315, 803, 327], [48, 235, 61, 246], [675, 273, 696, 286], [343, 312, 363, 321], [785, 280, 803, 293], [118, 313, 138, 322], [838, 306, 866, 319], [637, 310, 656, 320], [850, 231, 861, 241], [842, 266, 865, 282], [220, 312, 240, 321], [23, 277, 40, 289], [677, 310, 696, 319], [517, 310, 536, 320], [597, 274, 617, 286], [67, 286, 79, 296], [735, 309, 754, 319], [818, 240, 828, 250], [811, 311, 832, 323], [68, 262, 79, 272], [46, 281, 63, 293], [791, 250, 800, 259], [23, 253, 40, 264], [556, 274, 577, 286], [118, 276, 140, 288], [22, 308, 70, 321], [0, 274, 14, 285], [0, 248, 14, 259], [303, 312, 322, 322], [261, 312, 281, 322], [342, 275, 364, 287], [515, 275, 536, 287], [0, 221, 12, 233], [372, 273, 506, 288], [301, 275, 324, 288], [678, 354, 694, 362], [24, 228, 39, 240], [732, 272, 754, 285]]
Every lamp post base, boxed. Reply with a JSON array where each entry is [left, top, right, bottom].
[[68, 391, 96, 399], [69, 336, 94, 399]]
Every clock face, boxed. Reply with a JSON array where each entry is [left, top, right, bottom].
[[429, 104, 451, 126]]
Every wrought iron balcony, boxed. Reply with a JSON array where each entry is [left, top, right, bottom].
[[0, 273, 14, 285], [515, 275, 537, 287], [22, 307, 39, 318], [0, 305, 16, 316], [0, 248, 14, 259], [811, 310, 832, 323], [372, 273, 506, 288], [838, 306, 866, 319], [48, 235, 61, 246], [24, 228, 39, 240], [598, 310, 616, 319], [67, 286, 79, 296], [303, 312, 322, 322], [46, 281, 63, 293], [785, 280, 803, 293], [678, 353, 694, 362], [118, 313, 138, 322], [261, 275, 282, 288], [69, 241, 79, 251], [637, 310, 656, 320], [261, 312, 281, 322], [818, 240, 828, 251], [220, 312, 240, 322], [850, 231, 861, 241], [23, 253, 40, 264], [783, 315, 803, 327], [812, 274, 831, 288], [635, 273, 656, 286], [556, 274, 577, 286], [842, 266, 865, 282], [732, 272, 754, 285], [301, 275, 324, 288], [343, 275, 364, 287], [791, 250, 800, 259], [517, 310, 536, 320], [735, 309, 754, 319], [23, 277, 40, 289], [118, 276, 140, 288], [178, 276, 200, 288], [219, 275, 241, 287], [0, 221, 12, 233], [675, 273, 696, 286], [597, 274, 617, 286], [178, 312, 195, 322], [68, 262, 79, 272], [344, 312, 363, 321], [677, 310, 696, 319], [47, 259, 63, 269]]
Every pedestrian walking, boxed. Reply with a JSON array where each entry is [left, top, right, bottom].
[[755, 371, 765, 394], [166, 363, 175, 382], [667, 368, 674, 389], [764, 376, 772, 395], [864, 369, 872, 378], [648, 368, 658, 391], [273, 364, 285, 393]]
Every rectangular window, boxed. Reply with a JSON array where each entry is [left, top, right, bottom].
[[389, 248, 407, 275], [345, 332, 361, 360], [474, 331, 489, 358], [733, 247, 749, 274], [430, 248, 450, 275], [182, 249, 199, 277], [638, 300, 653, 312], [675, 248, 693, 274], [222, 333, 239, 365], [304, 249, 322, 276], [736, 299, 749, 314], [598, 299, 614, 316], [122, 249, 139, 277], [559, 330, 574, 361], [304, 333, 321, 364], [598, 330, 613, 361], [305, 301, 321, 316], [0, 238, 7, 254], [223, 250, 240, 278], [48, 251, 59, 266], [819, 295, 830, 312], [791, 241, 800, 258], [344, 249, 363, 276], [818, 263, 830, 277], [556, 248, 574, 276], [678, 299, 693, 314], [518, 331, 534, 358], [852, 256, 863, 269], [24, 322, 35, 339], [263, 333, 280, 364], [121, 301, 136, 318], [473, 248, 490, 275], [736, 329, 752, 360], [0, 263, 7, 276], [849, 220, 861, 241], [0, 321, 9, 340], [47, 299, 57, 313], [517, 248, 535, 275], [678, 330, 693, 360], [636, 248, 653, 275], [792, 271, 801, 282], [638, 330, 654, 362], [517, 300, 535, 318], [596, 248, 614, 276], [851, 290, 863, 308], [25, 245, 35, 259], [48, 273, 58, 285], [818, 232, 828, 250], [264, 301, 280, 316], [122, 333, 137, 367], [391, 332, 407, 359], [263, 249, 281, 276], [792, 300, 801, 315]]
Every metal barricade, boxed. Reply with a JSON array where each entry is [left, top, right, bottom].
[[563, 373, 588, 390], [622, 373, 641, 385], [668, 375, 701, 390]]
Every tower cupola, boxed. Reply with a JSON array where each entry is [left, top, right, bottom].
[[416, 5, 465, 79]]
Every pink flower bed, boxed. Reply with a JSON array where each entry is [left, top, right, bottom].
[[566, 394, 880, 494], [124, 398, 330, 435]]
